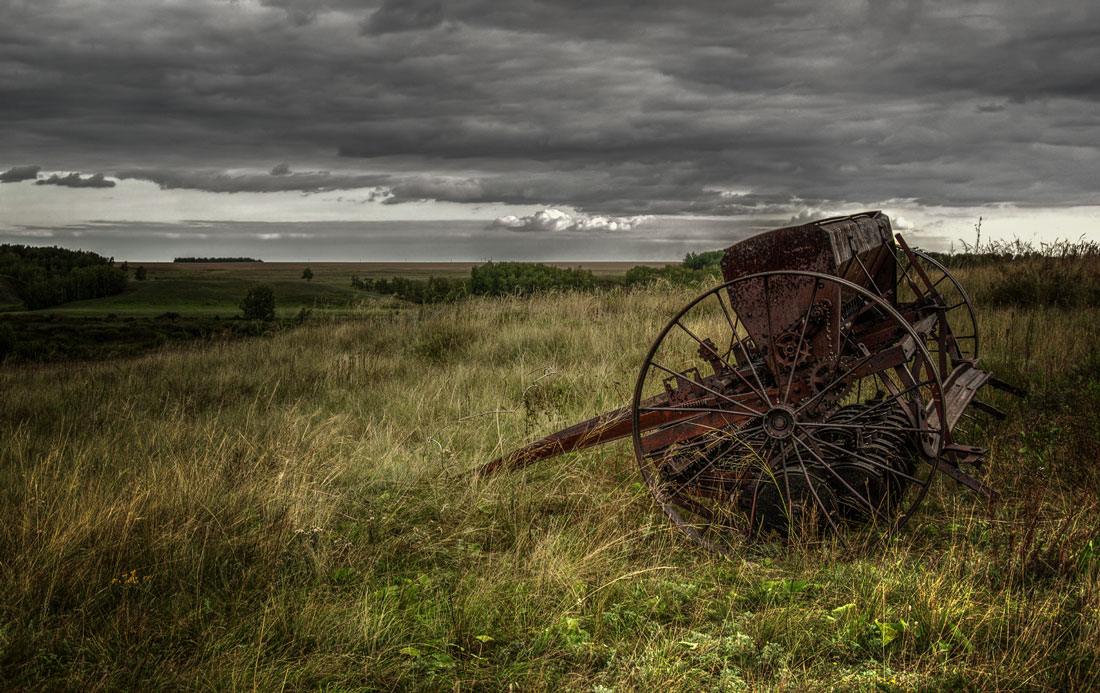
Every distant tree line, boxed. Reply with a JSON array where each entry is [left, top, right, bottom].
[[0, 245, 128, 310], [349, 255, 724, 305], [174, 257, 263, 263]]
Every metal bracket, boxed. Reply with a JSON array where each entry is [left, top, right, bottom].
[[989, 377, 1027, 398], [971, 399, 1007, 420], [935, 457, 999, 501]]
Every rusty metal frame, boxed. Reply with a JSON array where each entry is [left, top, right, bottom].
[[475, 211, 1021, 550]]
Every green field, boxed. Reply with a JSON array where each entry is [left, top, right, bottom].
[[21, 261, 660, 318], [23, 263, 412, 318], [1, 256, 1099, 690], [0, 260, 679, 364]]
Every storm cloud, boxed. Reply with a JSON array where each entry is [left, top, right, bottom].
[[35, 172, 115, 188], [0, 165, 40, 183], [2, 0, 1099, 223], [114, 168, 390, 194]]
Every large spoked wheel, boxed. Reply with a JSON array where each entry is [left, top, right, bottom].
[[630, 271, 946, 554], [896, 248, 989, 446], [895, 246, 979, 366]]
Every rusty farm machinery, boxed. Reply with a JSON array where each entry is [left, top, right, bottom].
[[477, 212, 1022, 552]]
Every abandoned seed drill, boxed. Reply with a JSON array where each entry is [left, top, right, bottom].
[[478, 212, 1021, 552]]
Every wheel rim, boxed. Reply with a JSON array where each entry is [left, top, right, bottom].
[[895, 247, 979, 364], [631, 271, 946, 554], [899, 248, 990, 448]]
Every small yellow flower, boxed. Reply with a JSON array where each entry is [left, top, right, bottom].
[[113, 569, 152, 586]]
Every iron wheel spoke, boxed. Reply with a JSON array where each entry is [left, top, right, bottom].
[[793, 436, 890, 526], [674, 319, 738, 375], [677, 312, 772, 406], [646, 360, 764, 416], [715, 291, 772, 407], [787, 439, 847, 545], [793, 349, 879, 416], [782, 280, 819, 404]]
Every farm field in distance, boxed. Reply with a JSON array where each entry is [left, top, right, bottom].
[[1, 252, 1099, 690], [21, 261, 668, 318], [0, 259, 675, 362]]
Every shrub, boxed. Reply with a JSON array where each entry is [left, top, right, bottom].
[[683, 250, 724, 270], [469, 261, 595, 296], [239, 285, 275, 321], [623, 263, 717, 287], [0, 322, 15, 361]]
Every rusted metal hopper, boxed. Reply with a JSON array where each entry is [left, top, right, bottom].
[[478, 212, 1021, 552]]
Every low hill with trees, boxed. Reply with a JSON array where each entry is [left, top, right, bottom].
[[0, 245, 128, 310], [173, 257, 263, 263]]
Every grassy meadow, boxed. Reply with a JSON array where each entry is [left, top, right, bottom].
[[29, 261, 658, 318], [1, 256, 1100, 690], [1, 261, 660, 363]]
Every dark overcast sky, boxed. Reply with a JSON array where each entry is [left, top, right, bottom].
[[1, 0, 1099, 260]]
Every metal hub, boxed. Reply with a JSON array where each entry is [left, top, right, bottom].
[[763, 406, 796, 439]]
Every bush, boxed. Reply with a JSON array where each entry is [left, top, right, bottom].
[[0, 322, 15, 361], [469, 262, 594, 296], [683, 250, 724, 270], [239, 285, 275, 321], [623, 263, 718, 287]]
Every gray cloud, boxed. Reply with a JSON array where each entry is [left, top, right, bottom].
[[259, 0, 320, 26], [0, 165, 40, 183], [1, 217, 761, 262], [362, 0, 446, 35], [116, 168, 390, 194], [2, 0, 1099, 218], [35, 172, 115, 188]]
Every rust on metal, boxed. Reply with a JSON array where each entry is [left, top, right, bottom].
[[478, 211, 1020, 551]]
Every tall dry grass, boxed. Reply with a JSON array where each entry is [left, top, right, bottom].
[[938, 238, 1100, 309], [0, 271, 1098, 690]]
